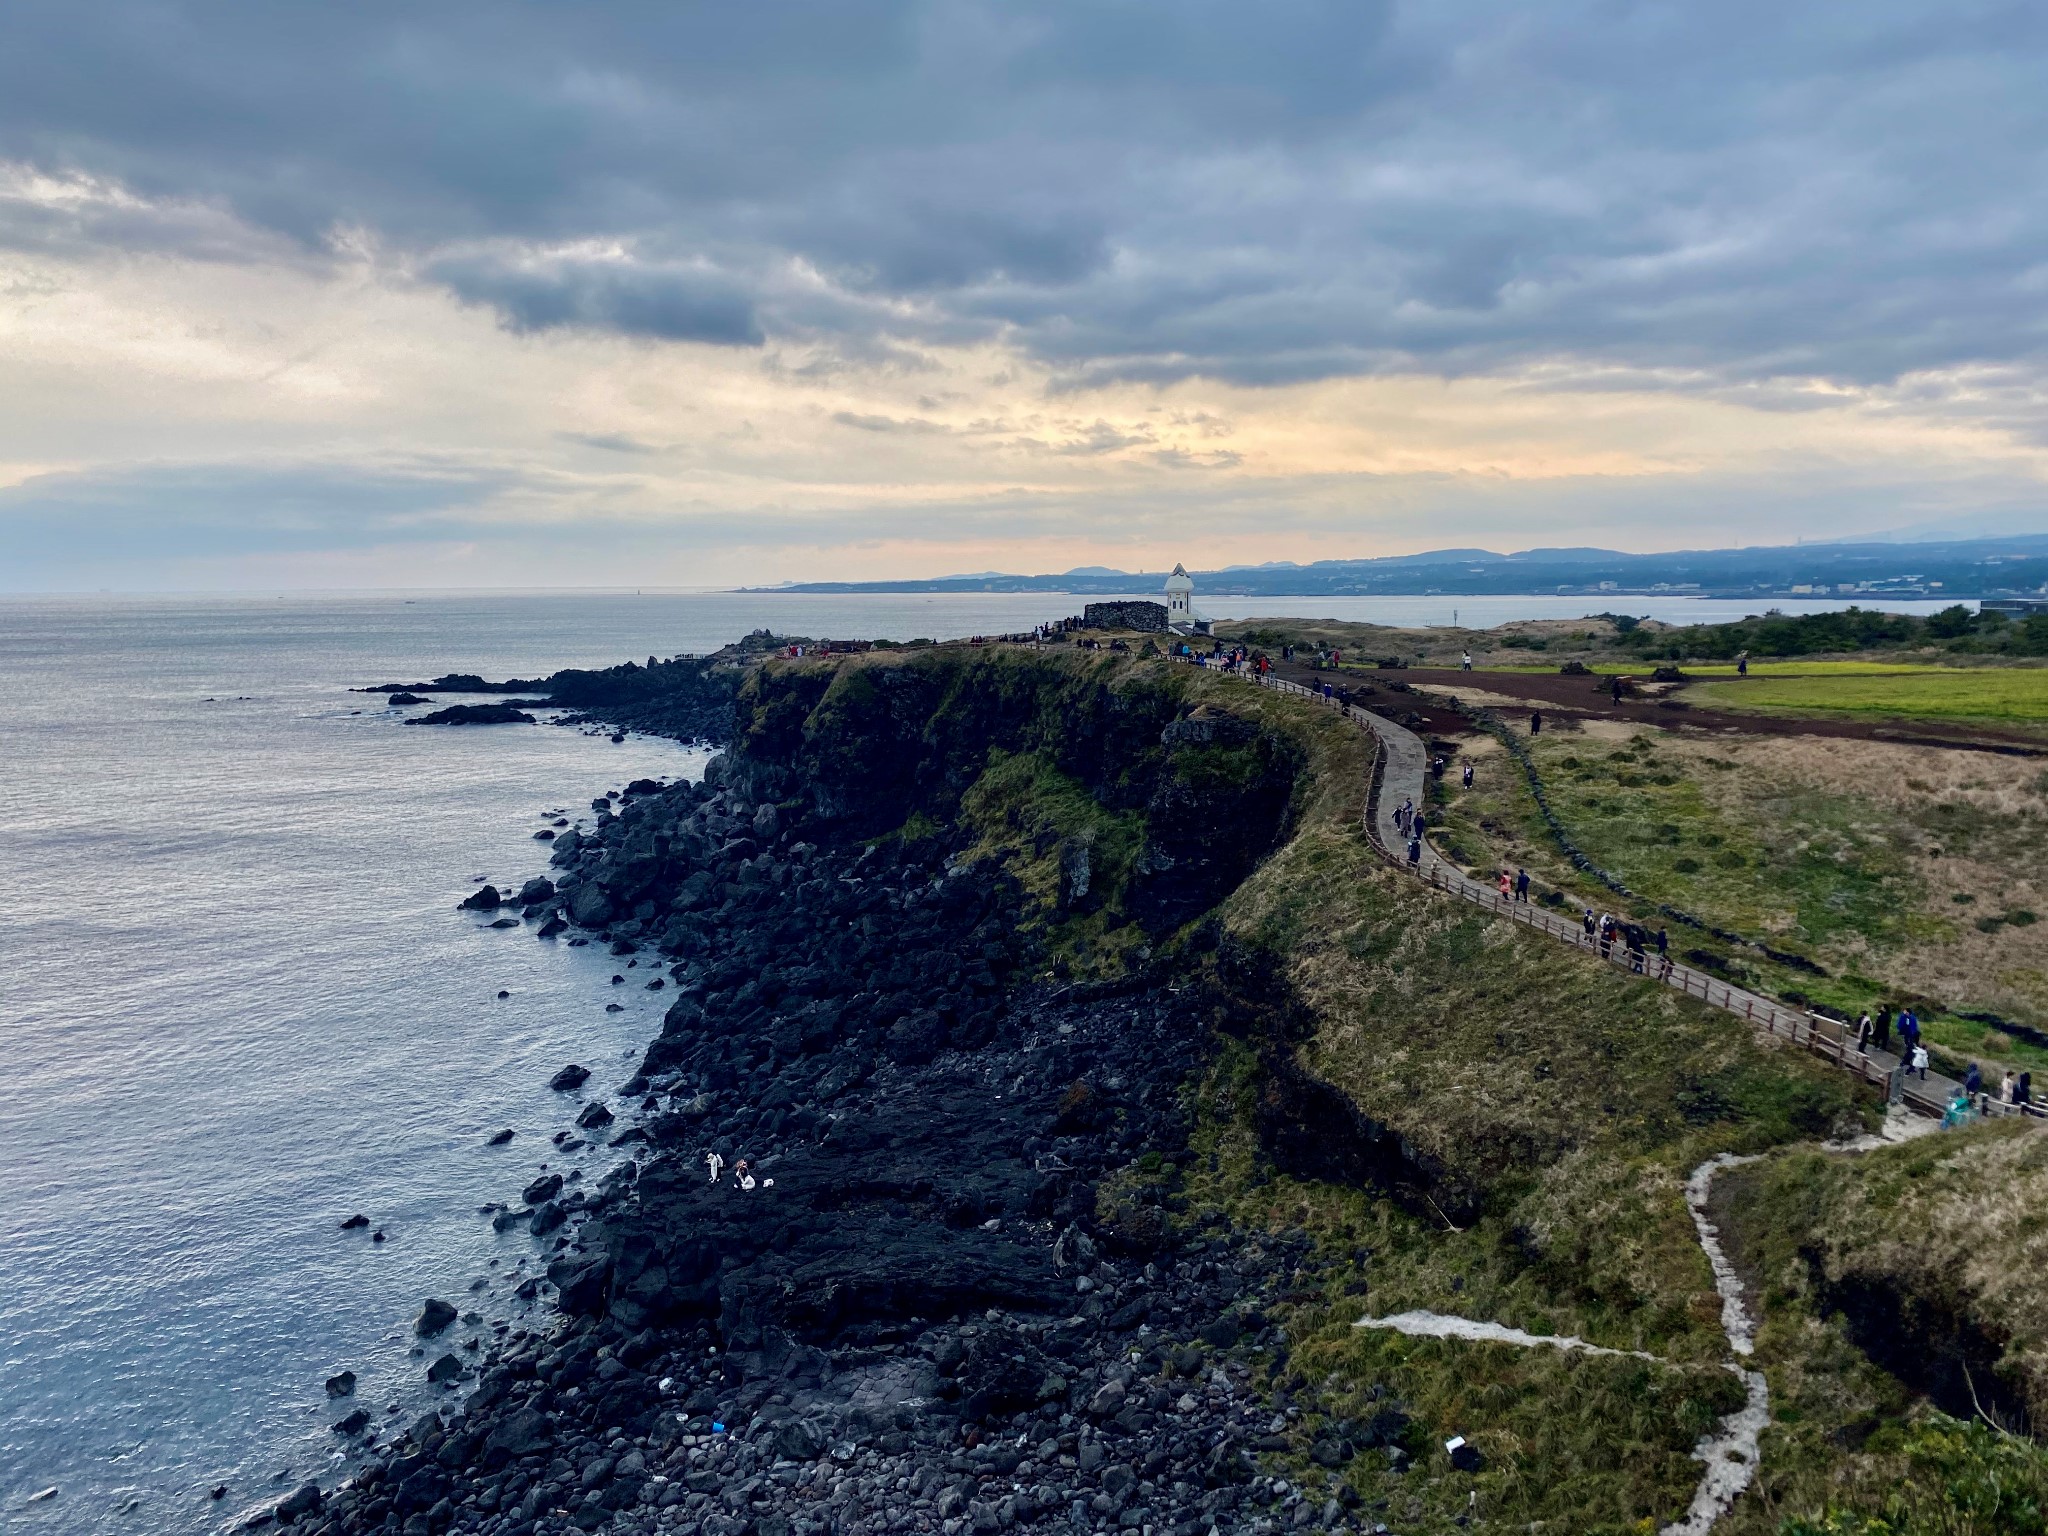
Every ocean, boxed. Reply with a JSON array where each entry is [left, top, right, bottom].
[[0, 588, 1954, 1532]]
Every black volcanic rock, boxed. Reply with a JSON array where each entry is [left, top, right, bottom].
[[414, 1298, 457, 1336], [313, 651, 1344, 1536], [404, 703, 537, 726], [548, 1064, 590, 1091]]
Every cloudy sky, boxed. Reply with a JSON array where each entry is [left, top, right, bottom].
[[2, 1, 2045, 589]]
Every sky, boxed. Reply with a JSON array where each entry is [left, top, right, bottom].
[[2, 1, 2046, 591]]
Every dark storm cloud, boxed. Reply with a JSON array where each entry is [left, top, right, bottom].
[[2, 1, 2044, 384], [428, 252, 764, 345]]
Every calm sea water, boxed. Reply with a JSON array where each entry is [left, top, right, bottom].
[[0, 588, 1950, 1532]]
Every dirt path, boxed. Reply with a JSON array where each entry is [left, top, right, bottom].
[[1392, 666, 2047, 756]]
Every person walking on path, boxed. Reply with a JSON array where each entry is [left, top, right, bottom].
[[1965, 1062, 1982, 1098], [1582, 908, 1596, 944], [1407, 836, 1422, 869], [2004, 1070, 2017, 1104], [1462, 761, 1474, 789], [2021, 1072, 2034, 1107], [1461, 650, 1473, 671], [1322, 681, 1334, 702], [1530, 710, 1542, 736], [1498, 869, 1513, 899], [1655, 927, 1671, 978], [1874, 1007, 1893, 1055], [1944, 1088, 1973, 1129], [1910, 1044, 1930, 1081], [1515, 868, 1530, 902]]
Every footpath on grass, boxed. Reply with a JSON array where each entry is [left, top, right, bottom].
[[1231, 662, 2013, 1124]]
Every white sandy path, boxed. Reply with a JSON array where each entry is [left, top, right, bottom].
[[1346, 1154, 1771, 1536], [1351, 1311, 1660, 1361]]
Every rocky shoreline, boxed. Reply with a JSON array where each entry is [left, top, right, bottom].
[[273, 649, 1394, 1536]]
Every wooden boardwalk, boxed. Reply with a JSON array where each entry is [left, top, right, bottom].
[[1231, 665, 2036, 1124]]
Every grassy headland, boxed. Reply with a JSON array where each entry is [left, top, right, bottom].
[[1110, 637, 2048, 1531], [716, 636, 2048, 1531]]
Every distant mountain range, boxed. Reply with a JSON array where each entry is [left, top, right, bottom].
[[767, 533, 2048, 601]]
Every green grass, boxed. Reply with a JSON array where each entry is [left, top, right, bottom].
[[1472, 660, 1971, 678], [1432, 729, 2048, 1073], [1775, 1413, 2048, 1535], [1710, 1128, 2048, 1534], [1441, 732, 1922, 961], [955, 746, 1150, 975], [1690, 670, 2048, 725], [1133, 682, 1889, 1530], [1168, 1040, 1762, 1534]]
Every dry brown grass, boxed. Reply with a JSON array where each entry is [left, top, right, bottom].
[[1213, 615, 1628, 669], [1663, 732, 2048, 1021], [1429, 709, 2048, 1051], [1723, 1120, 2048, 1432]]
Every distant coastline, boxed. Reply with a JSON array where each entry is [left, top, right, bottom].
[[757, 530, 2048, 603]]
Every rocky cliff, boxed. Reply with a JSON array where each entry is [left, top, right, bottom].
[[305, 649, 1398, 1536]]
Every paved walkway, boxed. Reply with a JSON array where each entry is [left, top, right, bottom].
[[1238, 667, 2013, 1123]]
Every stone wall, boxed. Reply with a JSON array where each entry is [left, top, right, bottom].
[[1081, 600, 1168, 632]]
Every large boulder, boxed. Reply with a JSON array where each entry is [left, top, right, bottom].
[[275, 1483, 323, 1524], [414, 1298, 457, 1336], [426, 1352, 465, 1384], [883, 1011, 948, 1067], [484, 1406, 555, 1461], [549, 1063, 591, 1091], [568, 883, 613, 927], [549, 1254, 612, 1316]]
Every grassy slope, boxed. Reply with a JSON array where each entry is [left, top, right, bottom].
[[1153, 669, 1881, 1533], [1714, 1124, 2048, 1533], [779, 648, 2048, 1531], [1430, 719, 2048, 1072]]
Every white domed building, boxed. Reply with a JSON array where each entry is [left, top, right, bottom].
[[1163, 562, 1208, 634]]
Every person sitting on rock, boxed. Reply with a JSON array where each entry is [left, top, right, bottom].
[[735, 1159, 756, 1190]]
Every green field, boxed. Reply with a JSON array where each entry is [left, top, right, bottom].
[[1690, 667, 2048, 724], [1480, 660, 1969, 678]]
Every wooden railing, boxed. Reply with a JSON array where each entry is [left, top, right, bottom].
[[1169, 655, 2046, 1125]]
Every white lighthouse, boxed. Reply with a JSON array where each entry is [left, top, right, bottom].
[[1163, 562, 1200, 633]]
